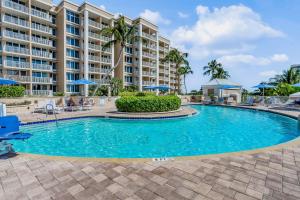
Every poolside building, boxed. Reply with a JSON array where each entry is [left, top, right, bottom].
[[0, 0, 180, 96], [202, 79, 242, 103]]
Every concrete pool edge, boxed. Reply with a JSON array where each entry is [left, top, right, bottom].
[[16, 104, 300, 163]]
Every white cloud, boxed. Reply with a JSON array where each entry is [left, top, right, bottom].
[[259, 70, 279, 77], [140, 9, 171, 25], [171, 4, 284, 60], [99, 5, 106, 10], [271, 54, 289, 62], [178, 12, 189, 18], [218, 53, 289, 67], [196, 5, 209, 15]]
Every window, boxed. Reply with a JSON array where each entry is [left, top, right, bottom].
[[125, 56, 132, 63], [66, 24, 79, 35], [66, 10, 79, 24], [67, 49, 79, 58], [125, 47, 133, 54], [66, 60, 79, 69], [67, 85, 79, 93], [125, 66, 133, 73], [66, 37, 79, 47], [125, 76, 133, 83], [66, 72, 79, 81]]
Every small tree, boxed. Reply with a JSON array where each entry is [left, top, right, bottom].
[[110, 78, 123, 96]]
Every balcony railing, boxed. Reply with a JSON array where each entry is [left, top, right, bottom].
[[142, 32, 157, 40], [31, 9, 52, 22], [30, 90, 53, 96], [142, 52, 157, 59], [32, 63, 52, 71], [3, 30, 29, 41], [88, 55, 100, 61], [88, 20, 108, 29], [142, 71, 156, 76], [88, 43, 101, 51], [32, 77, 52, 84], [5, 75, 31, 83], [31, 23, 52, 34], [3, 15, 29, 27], [5, 46, 30, 54], [4, 60, 30, 69], [142, 61, 156, 68], [90, 79, 109, 85], [142, 44, 157, 50], [89, 67, 111, 73], [31, 36, 53, 46], [142, 81, 156, 86], [2, 0, 29, 14], [32, 50, 52, 58], [101, 58, 111, 63]]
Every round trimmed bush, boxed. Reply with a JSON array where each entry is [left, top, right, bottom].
[[115, 95, 181, 112]]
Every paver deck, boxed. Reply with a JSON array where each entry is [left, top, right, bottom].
[[1, 104, 300, 200]]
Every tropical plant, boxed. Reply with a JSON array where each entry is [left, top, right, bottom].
[[162, 49, 190, 94], [274, 83, 296, 96], [178, 66, 193, 94], [270, 68, 300, 85], [93, 16, 139, 96], [0, 86, 25, 97], [110, 78, 123, 96], [203, 60, 230, 80]]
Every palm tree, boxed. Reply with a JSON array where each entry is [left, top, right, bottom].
[[162, 49, 190, 94], [272, 68, 300, 85], [203, 60, 230, 80], [93, 16, 138, 96], [178, 66, 193, 94]]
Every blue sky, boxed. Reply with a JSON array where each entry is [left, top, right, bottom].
[[54, 0, 300, 91]]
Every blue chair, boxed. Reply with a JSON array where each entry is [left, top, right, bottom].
[[0, 116, 32, 141]]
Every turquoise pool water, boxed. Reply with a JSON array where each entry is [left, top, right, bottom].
[[12, 105, 300, 158]]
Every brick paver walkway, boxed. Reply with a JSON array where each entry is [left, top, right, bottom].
[[1, 144, 300, 200], [1, 105, 300, 200]]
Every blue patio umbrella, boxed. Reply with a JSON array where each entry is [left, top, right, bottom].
[[70, 79, 97, 85], [293, 83, 300, 87], [252, 84, 275, 103], [143, 86, 157, 90], [0, 78, 18, 85], [156, 85, 170, 91]]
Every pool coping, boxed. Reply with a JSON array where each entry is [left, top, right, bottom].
[[17, 104, 300, 163]]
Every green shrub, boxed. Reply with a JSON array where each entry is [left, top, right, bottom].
[[54, 92, 64, 96], [115, 95, 181, 112], [119, 91, 156, 97], [0, 86, 25, 97]]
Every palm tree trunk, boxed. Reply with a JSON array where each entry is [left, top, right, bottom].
[[92, 46, 124, 97], [176, 73, 181, 94], [184, 75, 187, 95]]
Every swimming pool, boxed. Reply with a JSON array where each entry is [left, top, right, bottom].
[[12, 105, 300, 158]]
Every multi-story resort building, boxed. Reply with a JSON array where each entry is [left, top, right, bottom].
[[0, 0, 179, 96]]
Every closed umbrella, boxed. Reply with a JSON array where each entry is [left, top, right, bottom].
[[0, 78, 18, 85]]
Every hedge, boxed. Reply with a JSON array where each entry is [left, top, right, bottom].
[[0, 86, 25, 97], [119, 91, 156, 97], [115, 95, 181, 112]]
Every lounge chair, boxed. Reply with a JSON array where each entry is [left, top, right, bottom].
[[240, 96, 254, 106], [34, 100, 47, 113], [45, 100, 63, 114]]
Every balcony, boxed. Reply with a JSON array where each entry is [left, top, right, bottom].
[[101, 57, 111, 63], [3, 15, 29, 28], [5, 75, 31, 83], [31, 23, 53, 34], [32, 77, 52, 84], [4, 60, 30, 69], [32, 50, 52, 58], [89, 67, 111, 74], [88, 43, 101, 51], [32, 63, 53, 71], [142, 44, 157, 50], [29, 90, 53, 96], [142, 71, 156, 76], [88, 55, 101, 62], [142, 81, 156, 86], [142, 32, 157, 40], [90, 79, 109, 85], [5, 46, 30, 54], [142, 52, 157, 59], [31, 9, 52, 22], [3, 30, 29, 41], [32, 36, 53, 47], [2, 0, 29, 14], [142, 61, 156, 68], [88, 20, 108, 29]]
